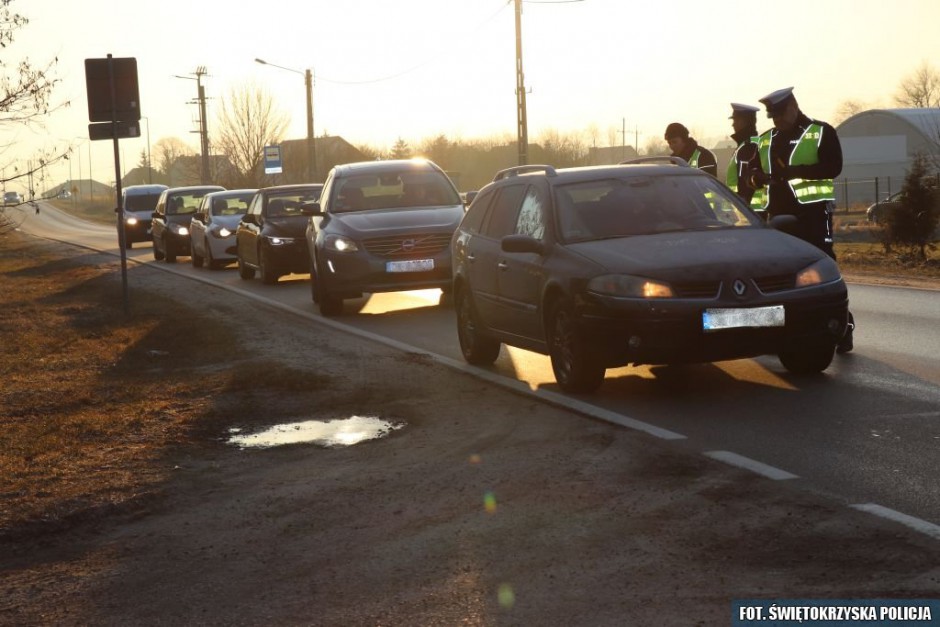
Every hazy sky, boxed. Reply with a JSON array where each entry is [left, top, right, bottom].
[[4, 0, 940, 192]]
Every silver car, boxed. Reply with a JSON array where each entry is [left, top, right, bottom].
[[190, 189, 257, 269]]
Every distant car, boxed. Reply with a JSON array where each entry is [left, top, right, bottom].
[[3, 191, 22, 206], [151, 185, 225, 262], [235, 184, 323, 284], [305, 159, 464, 315], [121, 184, 168, 248], [451, 160, 850, 393], [57, 190, 71, 199], [190, 189, 257, 269], [866, 191, 903, 224]]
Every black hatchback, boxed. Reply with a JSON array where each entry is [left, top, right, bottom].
[[452, 161, 849, 393], [235, 184, 323, 284]]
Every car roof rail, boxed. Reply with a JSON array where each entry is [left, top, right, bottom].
[[620, 156, 690, 167], [493, 164, 558, 181]]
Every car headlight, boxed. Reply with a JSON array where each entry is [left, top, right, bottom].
[[171, 224, 189, 236], [587, 274, 675, 298], [795, 257, 842, 287], [267, 236, 295, 246], [125, 216, 139, 226], [324, 234, 359, 253], [214, 226, 233, 238]]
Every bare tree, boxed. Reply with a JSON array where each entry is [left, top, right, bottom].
[[0, 0, 68, 232], [214, 83, 289, 188], [833, 99, 867, 125], [894, 61, 940, 109], [153, 137, 195, 186]]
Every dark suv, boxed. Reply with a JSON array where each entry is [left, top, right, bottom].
[[452, 161, 849, 393], [151, 185, 225, 262], [121, 184, 167, 248], [305, 159, 464, 315], [235, 184, 323, 284]]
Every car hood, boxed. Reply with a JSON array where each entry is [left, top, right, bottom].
[[329, 205, 464, 234], [263, 216, 309, 238], [567, 228, 827, 282], [210, 215, 244, 229]]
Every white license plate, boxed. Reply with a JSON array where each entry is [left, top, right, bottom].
[[702, 305, 785, 332], [386, 259, 434, 273]]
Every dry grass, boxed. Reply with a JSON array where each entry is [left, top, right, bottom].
[[0, 231, 330, 540]]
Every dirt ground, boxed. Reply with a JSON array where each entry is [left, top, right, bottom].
[[1, 233, 939, 626]]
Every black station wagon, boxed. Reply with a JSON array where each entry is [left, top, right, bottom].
[[451, 160, 849, 393]]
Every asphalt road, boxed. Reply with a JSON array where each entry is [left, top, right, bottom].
[[15, 201, 940, 534]]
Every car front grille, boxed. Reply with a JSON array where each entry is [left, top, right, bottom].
[[753, 274, 796, 293], [362, 233, 452, 258], [672, 280, 721, 298]]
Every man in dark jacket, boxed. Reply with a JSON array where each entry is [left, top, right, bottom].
[[726, 103, 761, 204], [664, 122, 718, 178], [749, 86, 854, 353]]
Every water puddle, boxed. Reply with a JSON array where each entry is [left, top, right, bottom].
[[227, 415, 403, 449]]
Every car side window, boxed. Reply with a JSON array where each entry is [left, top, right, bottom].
[[514, 186, 545, 240], [247, 194, 262, 216], [481, 184, 526, 239], [461, 188, 495, 235]]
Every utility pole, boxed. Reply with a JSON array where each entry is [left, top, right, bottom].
[[175, 66, 210, 184], [514, 0, 528, 166]]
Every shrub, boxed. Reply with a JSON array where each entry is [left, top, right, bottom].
[[883, 153, 940, 260]]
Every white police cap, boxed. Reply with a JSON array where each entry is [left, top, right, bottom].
[[759, 87, 795, 115], [729, 103, 760, 119]]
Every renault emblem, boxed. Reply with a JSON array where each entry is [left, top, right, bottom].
[[402, 239, 416, 251], [733, 279, 747, 296]]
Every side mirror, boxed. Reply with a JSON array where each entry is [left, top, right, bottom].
[[300, 201, 323, 216], [463, 191, 478, 205], [501, 234, 544, 255]]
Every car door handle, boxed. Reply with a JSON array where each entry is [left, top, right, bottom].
[[497, 261, 509, 271], [467, 253, 476, 263]]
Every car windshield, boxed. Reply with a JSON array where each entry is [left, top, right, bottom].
[[555, 174, 762, 242], [125, 193, 162, 212], [167, 193, 212, 215], [332, 171, 460, 213], [266, 189, 321, 217], [212, 193, 253, 216]]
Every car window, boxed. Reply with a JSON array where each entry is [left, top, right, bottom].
[[555, 175, 761, 242], [332, 171, 459, 213], [514, 186, 546, 240], [124, 193, 163, 212], [265, 189, 321, 217], [481, 184, 526, 238], [461, 188, 496, 235]]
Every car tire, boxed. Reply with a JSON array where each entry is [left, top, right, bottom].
[[778, 342, 835, 375], [547, 299, 605, 393], [152, 237, 164, 261], [237, 255, 255, 280], [191, 245, 204, 268], [124, 240, 133, 250], [259, 246, 279, 285], [309, 260, 320, 303], [313, 254, 343, 316], [455, 285, 500, 365]]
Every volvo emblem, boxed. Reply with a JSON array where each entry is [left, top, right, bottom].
[[733, 279, 747, 296], [401, 239, 416, 252]]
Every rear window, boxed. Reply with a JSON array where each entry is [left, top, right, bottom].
[[554, 175, 762, 242], [265, 189, 322, 217]]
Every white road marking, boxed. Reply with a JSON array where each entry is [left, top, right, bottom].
[[851, 503, 940, 541], [704, 451, 799, 480]]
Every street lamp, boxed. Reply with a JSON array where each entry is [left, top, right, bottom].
[[255, 57, 317, 182]]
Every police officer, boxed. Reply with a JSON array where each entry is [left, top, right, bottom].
[[726, 103, 761, 204], [749, 86, 853, 353], [664, 122, 718, 178]]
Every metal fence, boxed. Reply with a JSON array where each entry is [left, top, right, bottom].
[[833, 174, 940, 211]]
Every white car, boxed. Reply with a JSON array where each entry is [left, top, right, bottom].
[[190, 189, 257, 269], [3, 191, 23, 206]]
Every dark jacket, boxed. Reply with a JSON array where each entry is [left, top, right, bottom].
[[672, 138, 718, 178], [730, 127, 760, 203]]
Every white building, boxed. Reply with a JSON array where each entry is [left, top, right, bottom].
[[836, 108, 940, 206]]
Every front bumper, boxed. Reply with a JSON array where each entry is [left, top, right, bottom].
[[318, 248, 453, 298], [578, 284, 849, 367]]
